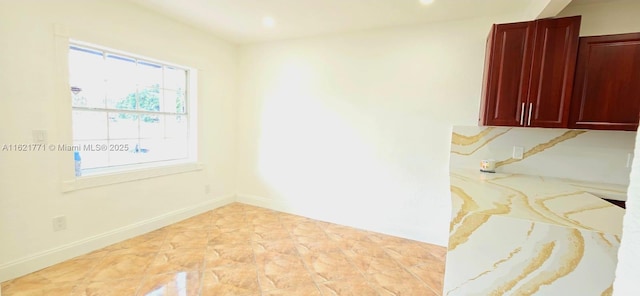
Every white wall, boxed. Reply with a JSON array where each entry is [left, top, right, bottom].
[[559, 0, 640, 36], [233, 0, 640, 249], [525, 0, 573, 19], [0, 0, 237, 282], [236, 17, 512, 246]]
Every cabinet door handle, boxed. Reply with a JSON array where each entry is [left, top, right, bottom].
[[520, 102, 525, 125], [528, 103, 533, 126]]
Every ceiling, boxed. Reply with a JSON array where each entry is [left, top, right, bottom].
[[127, 0, 601, 44]]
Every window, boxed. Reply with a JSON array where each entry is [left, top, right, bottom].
[[68, 42, 195, 176]]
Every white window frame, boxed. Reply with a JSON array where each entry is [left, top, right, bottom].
[[62, 40, 200, 191]]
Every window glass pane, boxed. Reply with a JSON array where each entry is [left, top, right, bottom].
[[108, 139, 138, 166], [163, 89, 186, 114], [69, 43, 191, 172], [105, 54, 137, 110], [140, 114, 163, 139], [71, 83, 106, 109], [108, 112, 139, 139], [69, 47, 103, 84], [163, 138, 188, 160], [138, 86, 162, 112], [166, 115, 188, 138], [139, 138, 187, 163], [164, 67, 186, 91], [106, 86, 137, 110], [69, 47, 106, 108], [138, 61, 162, 89], [73, 140, 109, 170], [73, 110, 108, 140], [132, 140, 157, 163]]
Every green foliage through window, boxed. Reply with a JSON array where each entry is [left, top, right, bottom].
[[116, 85, 160, 122]]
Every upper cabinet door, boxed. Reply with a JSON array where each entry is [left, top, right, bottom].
[[479, 16, 581, 128], [479, 22, 535, 127], [528, 16, 581, 128], [569, 33, 640, 131]]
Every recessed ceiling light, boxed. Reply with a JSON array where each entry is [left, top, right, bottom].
[[419, 0, 434, 5], [262, 16, 276, 28]]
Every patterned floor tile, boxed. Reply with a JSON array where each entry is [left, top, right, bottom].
[[1, 202, 446, 296], [136, 271, 201, 296]]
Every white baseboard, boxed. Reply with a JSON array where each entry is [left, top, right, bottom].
[[236, 193, 297, 214], [236, 193, 442, 246], [236, 193, 338, 225], [0, 194, 236, 283], [236, 193, 277, 209]]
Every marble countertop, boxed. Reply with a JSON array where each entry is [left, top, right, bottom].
[[450, 169, 626, 236], [561, 178, 627, 201]]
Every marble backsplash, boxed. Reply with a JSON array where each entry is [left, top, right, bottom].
[[450, 126, 637, 185]]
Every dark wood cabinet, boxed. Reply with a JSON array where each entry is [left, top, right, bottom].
[[569, 33, 640, 131], [479, 21, 535, 127], [480, 16, 581, 128]]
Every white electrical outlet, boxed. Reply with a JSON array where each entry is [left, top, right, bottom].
[[513, 146, 524, 160], [52, 216, 67, 232], [32, 130, 47, 143]]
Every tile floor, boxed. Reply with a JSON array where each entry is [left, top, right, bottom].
[[1, 203, 447, 296]]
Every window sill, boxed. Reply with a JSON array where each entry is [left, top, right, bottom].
[[61, 162, 203, 193]]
